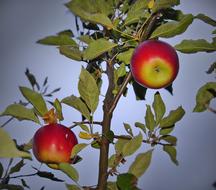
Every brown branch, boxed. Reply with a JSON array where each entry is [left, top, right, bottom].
[[114, 135, 174, 146], [97, 61, 115, 190], [69, 121, 102, 129]]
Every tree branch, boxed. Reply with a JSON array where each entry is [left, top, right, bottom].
[[69, 121, 102, 129], [97, 61, 115, 190], [114, 135, 174, 146]]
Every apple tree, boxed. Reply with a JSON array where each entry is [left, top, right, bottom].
[[0, 0, 216, 190]]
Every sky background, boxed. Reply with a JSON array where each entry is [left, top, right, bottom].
[[0, 0, 216, 190]]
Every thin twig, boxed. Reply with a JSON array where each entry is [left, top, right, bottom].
[[114, 135, 173, 146], [69, 121, 102, 129], [109, 72, 132, 114], [0, 117, 14, 128], [9, 172, 37, 179]]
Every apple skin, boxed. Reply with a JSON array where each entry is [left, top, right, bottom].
[[33, 123, 78, 168], [130, 40, 179, 89]]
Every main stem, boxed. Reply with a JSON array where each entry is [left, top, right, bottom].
[[97, 62, 115, 190]]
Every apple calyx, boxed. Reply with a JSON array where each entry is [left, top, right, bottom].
[[130, 39, 179, 89]]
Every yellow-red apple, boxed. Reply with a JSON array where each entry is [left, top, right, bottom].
[[130, 40, 179, 89], [33, 123, 78, 168]]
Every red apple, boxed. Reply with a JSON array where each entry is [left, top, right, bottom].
[[33, 123, 78, 169], [130, 40, 179, 89]]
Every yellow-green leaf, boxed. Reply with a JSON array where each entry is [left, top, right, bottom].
[[175, 39, 216, 53], [0, 128, 31, 159], [145, 105, 156, 131], [122, 132, 143, 157], [152, 92, 166, 124], [78, 132, 92, 140], [53, 98, 64, 121], [62, 95, 91, 120], [160, 106, 185, 128], [116, 48, 134, 65], [37, 35, 77, 46], [152, 0, 180, 13], [124, 0, 150, 26], [71, 143, 88, 158], [151, 14, 193, 39], [0, 104, 40, 124], [193, 82, 216, 112], [19, 86, 48, 117], [59, 163, 79, 182], [59, 46, 82, 61], [83, 39, 117, 60], [123, 123, 133, 137], [163, 145, 178, 165], [66, 0, 113, 29], [128, 149, 153, 178], [78, 68, 99, 113], [195, 13, 216, 27]]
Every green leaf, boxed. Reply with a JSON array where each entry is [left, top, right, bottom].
[[78, 124, 90, 133], [66, 184, 80, 190], [195, 13, 216, 26], [193, 82, 216, 112], [159, 126, 174, 135], [152, 0, 180, 12], [135, 122, 146, 134], [78, 68, 99, 113], [20, 179, 30, 189], [59, 46, 82, 61], [115, 138, 129, 155], [117, 173, 138, 190], [78, 35, 95, 44], [53, 98, 64, 121], [62, 95, 91, 120], [108, 154, 117, 168], [122, 133, 143, 157], [153, 92, 166, 125], [66, 0, 113, 29], [128, 149, 153, 178], [151, 14, 193, 39], [175, 39, 216, 53], [19, 86, 48, 117], [213, 29, 216, 34], [59, 163, 79, 182], [0, 184, 24, 190], [71, 143, 88, 158], [83, 39, 117, 60], [0, 104, 40, 124], [9, 160, 25, 175], [58, 29, 74, 37], [123, 123, 133, 137], [107, 181, 118, 190], [104, 130, 115, 143], [37, 35, 77, 46], [160, 135, 177, 145], [0, 128, 31, 159], [124, 0, 149, 26], [160, 106, 185, 128], [116, 49, 134, 65], [0, 162, 3, 178], [145, 105, 156, 131], [163, 145, 179, 165]]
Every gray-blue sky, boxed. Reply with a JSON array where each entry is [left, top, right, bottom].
[[0, 1, 216, 190]]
